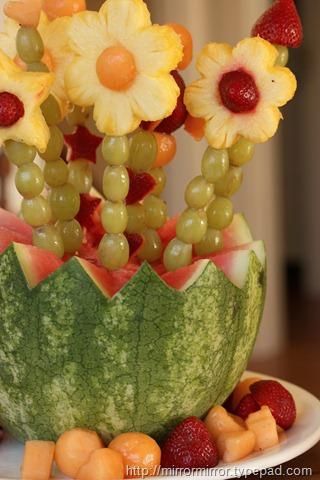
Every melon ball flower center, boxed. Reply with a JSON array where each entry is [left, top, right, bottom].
[[219, 69, 260, 114], [96, 46, 137, 91]]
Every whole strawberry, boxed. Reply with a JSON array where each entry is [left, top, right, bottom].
[[251, 0, 303, 48], [234, 393, 260, 420], [161, 417, 219, 469], [250, 380, 296, 430]]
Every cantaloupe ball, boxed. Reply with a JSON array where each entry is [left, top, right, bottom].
[[55, 428, 104, 478], [217, 430, 256, 463], [76, 448, 124, 480], [231, 377, 261, 411], [205, 405, 245, 440], [246, 406, 279, 451], [42, 0, 86, 19], [21, 440, 55, 480], [109, 432, 161, 478]]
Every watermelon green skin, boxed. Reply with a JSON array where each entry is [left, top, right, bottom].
[[0, 243, 266, 442]]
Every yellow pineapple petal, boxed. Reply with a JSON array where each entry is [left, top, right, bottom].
[[129, 25, 183, 76], [65, 57, 100, 107], [197, 43, 232, 77], [259, 67, 297, 107], [234, 37, 277, 71], [184, 78, 217, 120], [68, 11, 111, 57], [130, 73, 180, 121], [238, 104, 282, 144], [205, 109, 238, 149], [93, 91, 140, 136], [0, 17, 19, 59], [100, 0, 151, 40]]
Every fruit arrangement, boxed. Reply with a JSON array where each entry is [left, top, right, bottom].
[[0, 0, 303, 477], [17, 377, 297, 479]]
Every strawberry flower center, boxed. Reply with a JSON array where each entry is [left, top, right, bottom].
[[218, 69, 260, 114], [0, 92, 25, 127]]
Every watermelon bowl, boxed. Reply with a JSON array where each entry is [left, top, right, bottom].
[[0, 208, 266, 443]]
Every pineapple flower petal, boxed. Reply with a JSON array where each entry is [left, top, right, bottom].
[[184, 37, 297, 149], [65, 0, 183, 136], [0, 49, 53, 152]]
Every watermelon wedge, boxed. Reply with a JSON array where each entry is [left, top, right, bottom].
[[0, 209, 32, 239]]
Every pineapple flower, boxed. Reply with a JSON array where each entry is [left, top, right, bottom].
[[0, 49, 53, 152], [0, 12, 73, 115], [65, 0, 183, 136], [184, 37, 297, 149]]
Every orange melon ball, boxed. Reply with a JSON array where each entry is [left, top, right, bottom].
[[55, 428, 104, 478], [109, 432, 161, 478], [4, 0, 42, 27], [231, 377, 261, 411], [184, 114, 205, 141], [76, 448, 124, 480], [96, 46, 137, 91], [167, 23, 193, 70], [153, 132, 177, 168], [42, 0, 86, 20]]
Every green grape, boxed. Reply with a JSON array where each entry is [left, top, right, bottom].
[[103, 165, 129, 202], [215, 167, 243, 197], [101, 201, 128, 234], [15, 163, 44, 199], [102, 136, 130, 165], [194, 228, 223, 256], [44, 158, 69, 187], [57, 219, 83, 253], [49, 183, 80, 221], [33, 225, 64, 258], [207, 197, 234, 230], [275, 45, 289, 67], [185, 175, 214, 209], [21, 196, 51, 227], [5, 141, 36, 166], [144, 195, 167, 229], [201, 147, 229, 183], [27, 62, 49, 72], [138, 229, 163, 262], [67, 106, 90, 127], [229, 138, 255, 166], [68, 159, 93, 193], [16, 27, 44, 63], [163, 238, 192, 272], [129, 130, 157, 172], [150, 167, 166, 196], [176, 208, 207, 244], [41, 126, 64, 162], [98, 233, 129, 270], [126, 204, 146, 234], [41, 95, 62, 126]]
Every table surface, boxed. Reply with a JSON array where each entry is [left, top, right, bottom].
[[248, 293, 320, 479]]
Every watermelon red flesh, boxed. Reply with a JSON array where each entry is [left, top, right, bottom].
[[0, 227, 31, 254], [15, 244, 63, 288], [0, 209, 32, 239], [0, 243, 265, 442]]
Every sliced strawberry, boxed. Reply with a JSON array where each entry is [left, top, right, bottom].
[[161, 417, 219, 469], [126, 168, 156, 205], [250, 380, 297, 430], [251, 0, 303, 48], [64, 125, 102, 163], [0, 92, 24, 127], [125, 233, 144, 257], [155, 71, 188, 134], [234, 394, 260, 420]]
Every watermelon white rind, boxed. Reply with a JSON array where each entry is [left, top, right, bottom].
[[0, 242, 266, 442]]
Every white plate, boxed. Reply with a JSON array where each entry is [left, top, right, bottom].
[[0, 371, 319, 480]]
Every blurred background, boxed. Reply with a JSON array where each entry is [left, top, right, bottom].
[[0, 0, 317, 364]]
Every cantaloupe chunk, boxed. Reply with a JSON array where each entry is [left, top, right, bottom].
[[76, 448, 124, 480], [21, 440, 55, 480], [231, 377, 261, 410], [245, 406, 279, 451], [204, 406, 245, 440], [217, 430, 256, 463], [55, 428, 104, 478]]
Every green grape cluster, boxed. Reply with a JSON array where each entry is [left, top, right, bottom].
[[163, 137, 255, 271]]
